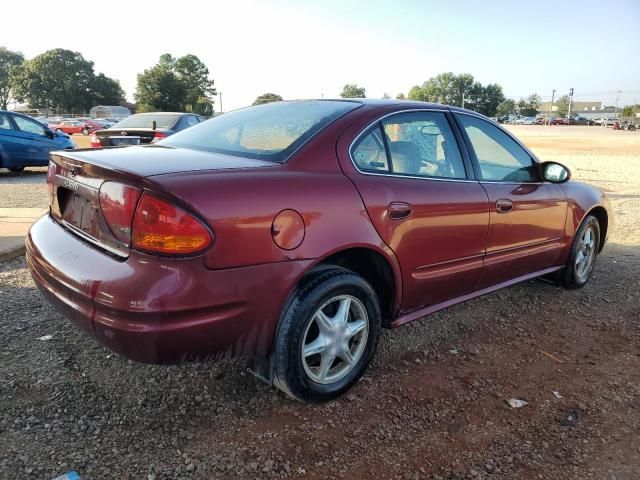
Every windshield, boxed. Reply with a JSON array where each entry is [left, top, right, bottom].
[[160, 100, 360, 162], [113, 114, 179, 129]]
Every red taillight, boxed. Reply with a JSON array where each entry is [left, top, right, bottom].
[[47, 161, 59, 200], [99, 182, 142, 244], [132, 193, 212, 255], [90, 133, 101, 148], [151, 131, 168, 143]]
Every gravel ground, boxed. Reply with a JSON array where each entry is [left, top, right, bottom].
[[1, 127, 639, 480]]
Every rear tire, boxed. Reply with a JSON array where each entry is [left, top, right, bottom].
[[273, 266, 381, 402], [8, 167, 25, 173], [560, 215, 600, 289]]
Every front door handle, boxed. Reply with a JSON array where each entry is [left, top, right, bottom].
[[388, 202, 412, 219], [495, 199, 513, 213]]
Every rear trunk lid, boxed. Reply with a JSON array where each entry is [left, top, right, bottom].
[[48, 146, 276, 257], [94, 128, 168, 147]]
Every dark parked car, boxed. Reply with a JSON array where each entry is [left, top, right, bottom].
[[0, 110, 76, 172], [90, 112, 205, 147], [27, 100, 610, 401]]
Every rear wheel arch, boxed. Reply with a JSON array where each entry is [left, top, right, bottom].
[[315, 247, 397, 325]]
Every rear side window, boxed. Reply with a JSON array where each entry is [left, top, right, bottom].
[[162, 100, 360, 162], [186, 115, 199, 128], [455, 114, 538, 182], [352, 126, 389, 172], [351, 111, 466, 179], [0, 113, 13, 130]]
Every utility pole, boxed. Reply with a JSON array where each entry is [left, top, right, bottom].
[[219, 92, 223, 114], [547, 89, 556, 125], [615, 90, 621, 119], [461, 92, 465, 108], [567, 88, 574, 120]]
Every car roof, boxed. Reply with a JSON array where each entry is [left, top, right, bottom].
[[132, 112, 188, 116], [282, 99, 489, 118]]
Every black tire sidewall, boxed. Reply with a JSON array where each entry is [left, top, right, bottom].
[[563, 215, 600, 288], [275, 268, 381, 401]]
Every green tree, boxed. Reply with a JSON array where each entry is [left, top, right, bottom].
[[0, 47, 24, 110], [409, 73, 505, 116], [516, 94, 540, 117], [396, 93, 406, 100], [621, 106, 634, 117], [496, 99, 517, 117], [173, 54, 216, 114], [12, 49, 104, 112], [135, 62, 186, 112], [340, 84, 366, 98], [90, 73, 125, 106], [409, 72, 474, 105], [135, 54, 215, 113], [467, 82, 505, 116], [555, 95, 570, 117], [252, 93, 283, 105]]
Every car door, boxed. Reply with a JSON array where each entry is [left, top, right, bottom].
[[0, 112, 23, 166], [10, 114, 56, 165], [453, 112, 567, 287], [345, 110, 490, 313]]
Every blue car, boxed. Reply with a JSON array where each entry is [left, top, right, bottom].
[[0, 110, 76, 173]]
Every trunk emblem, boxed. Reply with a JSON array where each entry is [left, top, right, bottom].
[[69, 168, 77, 177], [121, 131, 128, 136], [64, 179, 79, 190]]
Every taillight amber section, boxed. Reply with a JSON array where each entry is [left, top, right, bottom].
[[99, 182, 142, 244], [132, 193, 212, 255]]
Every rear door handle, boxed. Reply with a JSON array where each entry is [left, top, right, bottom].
[[388, 202, 412, 219], [495, 199, 513, 213]]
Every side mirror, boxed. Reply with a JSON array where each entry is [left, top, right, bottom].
[[45, 128, 55, 139], [542, 161, 570, 183]]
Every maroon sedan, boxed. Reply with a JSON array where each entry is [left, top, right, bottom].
[[27, 100, 610, 401]]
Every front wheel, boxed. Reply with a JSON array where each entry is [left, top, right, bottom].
[[8, 167, 25, 173], [560, 215, 600, 288], [273, 266, 381, 402]]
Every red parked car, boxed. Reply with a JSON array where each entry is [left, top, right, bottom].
[[49, 119, 100, 135], [27, 100, 610, 401]]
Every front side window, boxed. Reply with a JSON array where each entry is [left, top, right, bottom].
[[0, 113, 14, 130], [13, 115, 46, 135], [455, 114, 538, 182]]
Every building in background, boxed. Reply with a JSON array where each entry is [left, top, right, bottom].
[[538, 101, 602, 113]]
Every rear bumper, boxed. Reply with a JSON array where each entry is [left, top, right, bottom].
[[27, 215, 312, 363]]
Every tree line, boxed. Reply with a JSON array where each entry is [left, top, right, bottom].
[[334, 76, 543, 119], [1, 47, 581, 119], [0, 47, 216, 115]]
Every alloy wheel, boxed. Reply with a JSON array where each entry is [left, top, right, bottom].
[[301, 295, 369, 384], [575, 226, 596, 282]]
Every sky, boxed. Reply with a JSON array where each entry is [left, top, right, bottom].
[[2, 0, 639, 111]]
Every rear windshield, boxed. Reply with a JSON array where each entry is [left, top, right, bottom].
[[113, 115, 179, 129], [160, 100, 360, 162]]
